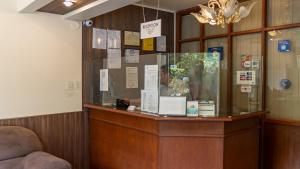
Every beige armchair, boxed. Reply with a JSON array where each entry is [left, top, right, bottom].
[[0, 126, 72, 169]]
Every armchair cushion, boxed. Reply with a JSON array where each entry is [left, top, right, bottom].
[[0, 157, 23, 169]]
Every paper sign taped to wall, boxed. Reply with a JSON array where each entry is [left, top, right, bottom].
[[141, 90, 159, 114], [100, 69, 109, 91], [126, 67, 138, 89], [144, 65, 159, 90], [107, 49, 121, 69], [93, 28, 107, 49]]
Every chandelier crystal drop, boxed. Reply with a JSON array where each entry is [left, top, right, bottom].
[[191, 0, 257, 28]]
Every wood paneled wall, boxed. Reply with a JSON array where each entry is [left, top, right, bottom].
[[83, 5, 175, 104], [0, 111, 89, 169], [264, 120, 300, 169]]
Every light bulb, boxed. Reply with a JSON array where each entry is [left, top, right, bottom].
[[63, 0, 74, 7]]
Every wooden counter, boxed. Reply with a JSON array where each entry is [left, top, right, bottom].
[[85, 104, 265, 169]]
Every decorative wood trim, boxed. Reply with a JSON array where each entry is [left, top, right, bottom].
[[176, 6, 200, 16], [200, 24, 205, 52], [265, 118, 300, 127], [227, 23, 233, 113], [202, 33, 228, 40], [176, 14, 181, 53], [264, 23, 300, 32], [229, 28, 263, 36], [178, 37, 201, 43]]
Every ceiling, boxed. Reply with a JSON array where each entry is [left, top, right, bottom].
[[20, 0, 208, 21], [37, 0, 206, 15], [135, 0, 207, 11], [38, 0, 98, 15]]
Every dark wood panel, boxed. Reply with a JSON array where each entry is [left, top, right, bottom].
[[90, 119, 159, 169], [82, 5, 175, 104], [159, 137, 223, 169], [88, 106, 263, 169], [264, 121, 300, 169], [0, 111, 89, 169], [224, 128, 260, 169], [38, 0, 97, 15]]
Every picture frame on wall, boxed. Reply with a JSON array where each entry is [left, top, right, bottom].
[[142, 38, 154, 51], [156, 35, 167, 52], [124, 31, 140, 46]]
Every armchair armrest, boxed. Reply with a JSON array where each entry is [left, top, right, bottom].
[[23, 152, 71, 169]]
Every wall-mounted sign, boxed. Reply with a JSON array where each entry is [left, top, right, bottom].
[[236, 71, 256, 85], [278, 40, 291, 52], [241, 55, 252, 68], [208, 46, 224, 60], [141, 19, 162, 39]]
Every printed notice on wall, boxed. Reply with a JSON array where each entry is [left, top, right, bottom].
[[141, 90, 159, 114], [100, 69, 108, 91], [125, 49, 139, 63], [144, 65, 159, 90], [236, 71, 256, 85], [107, 49, 121, 69], [126, 67, 138, 89], [107, 30, 121, 49], [93, 28, 107, 49]]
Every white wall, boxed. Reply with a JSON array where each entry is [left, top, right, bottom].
[[0, 0, 82, 119]]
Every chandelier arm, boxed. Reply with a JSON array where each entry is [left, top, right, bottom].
[[208, 0, 221, 9]]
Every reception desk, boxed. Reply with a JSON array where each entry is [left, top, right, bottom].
[[85, 104, 265, 169]]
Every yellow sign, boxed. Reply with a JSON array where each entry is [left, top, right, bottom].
[[124, 31, 140, 46], [143, 38, 154, 51]]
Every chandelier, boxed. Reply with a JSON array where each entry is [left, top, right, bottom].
[[191, 0, 257, 28]]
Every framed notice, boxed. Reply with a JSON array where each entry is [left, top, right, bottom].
[[124, 31, 140, 46], [156, 36, 167, 52], [125, 49, 139, 63], [143, 38, 154, 51]]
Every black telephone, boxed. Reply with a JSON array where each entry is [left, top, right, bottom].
[[116, 99, 130, 110]]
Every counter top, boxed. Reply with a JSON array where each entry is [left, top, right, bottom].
[[84, 104, 266, 122]]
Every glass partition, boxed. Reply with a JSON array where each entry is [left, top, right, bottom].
[[266, 28, 300, 121], [232, 34, 263, 113], [85, 52, 261, 117], [205, 38, 228, 114], [92, 53, 221, 117]]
